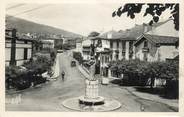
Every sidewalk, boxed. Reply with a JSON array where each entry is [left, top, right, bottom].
[[50, 54, 60, 79], [125, 86, 178, 111]]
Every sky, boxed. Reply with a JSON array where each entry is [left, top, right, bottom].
[[6, 3, 172, 36]]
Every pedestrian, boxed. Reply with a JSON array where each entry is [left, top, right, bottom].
[[61, 71, 65, 81]]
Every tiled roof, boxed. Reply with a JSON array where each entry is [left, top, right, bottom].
[[146, 19, 178, 37], [134, 19, 179, 46], [144, 34, 178, 44], [97, 30, 125, 39], [93, 20, 166, 41], [134, 34, 178, 46]]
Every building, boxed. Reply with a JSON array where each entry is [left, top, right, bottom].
[[74, 37, 83, 53], [91, 27, 148, 76], [82, 39, 92, 61], [5, 28, 33, 66], [134, 19, 179, 62], [41, 40, 54, 49]]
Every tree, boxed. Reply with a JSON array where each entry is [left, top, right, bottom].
[[112, 3, 179, 30], [88, 31, 100, 37]]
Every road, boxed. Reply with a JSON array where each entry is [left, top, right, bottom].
[[5, 51, 175, 112]]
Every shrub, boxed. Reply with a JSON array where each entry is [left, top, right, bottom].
[[73, 51, 83, 64], [109, 60, 179, 86], [5, 66, 31, 90], [109, 59, 179, 98], [6, 54, 52, 90]]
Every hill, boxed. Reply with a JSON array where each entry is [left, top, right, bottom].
[[6, 15, 83, 38]]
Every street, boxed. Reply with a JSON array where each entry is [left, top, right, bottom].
[[6, 51, 175, 112]]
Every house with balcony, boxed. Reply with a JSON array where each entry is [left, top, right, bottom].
[[134, 19, 179, 62], [91, 30, 137, 77]]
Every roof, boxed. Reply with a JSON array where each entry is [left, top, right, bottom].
[[135, 19, 179, 46], [92, 30, 135, 41], [146, 19, 178, 37], [95, 30, 124, 39], [134, 34, 179, 46], [5, 35, 34, 42], [92, 20, 166, 41], [124, 21, 167, 40]]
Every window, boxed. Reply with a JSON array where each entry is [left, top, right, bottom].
[[144, 40, 148, 48], [110, 41, 113, 48], [115, 53, 119, 60], [117, 41, 119, 49], [143, 53, 148, 61], [24, 48, 28, 60], [129, 53, 133, 59], [122, 41, 126, 51], [129, 41, 133, 50], [101, 56, 104, 64], [122, 52, 125, 59]]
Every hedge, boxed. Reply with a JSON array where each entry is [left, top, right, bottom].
[[5, 51, 57, 90], [73, 51, 83, 64], [109, 59, 179, 86], [109, 59, 179, 98]]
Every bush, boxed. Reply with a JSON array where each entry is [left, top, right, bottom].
[[109, 59, 179, 98], [5, 54, 52, 90], [73, 52, 83, 64], [5, 66, 31, 90], [109, 60, 179, 86]]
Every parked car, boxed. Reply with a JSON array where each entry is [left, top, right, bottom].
[[57, 50, 63, 53], [71, 60, 76, 67]]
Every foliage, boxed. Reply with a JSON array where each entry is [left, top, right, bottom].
[[23, 54, 52, 74], [112, 3, 179, 30], [63, 43, 72, 50], [5, 54, 54, 90], [88, 31, 100, 37], [109, 59, 179, 98], [109, 60, 179, 85], [73, 51, 83, 64]]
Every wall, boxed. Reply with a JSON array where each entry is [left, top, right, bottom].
[[76, 42, 82, 53], [135, 40, 157, 61], [5, 40, 33, 66], [159, 45, 178, 61], [82, 51, 90, 60], [101, 40, 110, 49]]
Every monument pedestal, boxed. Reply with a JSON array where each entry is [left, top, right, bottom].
[[79, 79, 104, 106]]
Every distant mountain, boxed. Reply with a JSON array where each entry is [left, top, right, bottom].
[[6, 15, 83, 38]]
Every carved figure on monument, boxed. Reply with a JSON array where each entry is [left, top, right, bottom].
[[89, 61, 96, 81]]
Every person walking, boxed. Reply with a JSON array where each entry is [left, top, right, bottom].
[[61, 71, 65, 81]]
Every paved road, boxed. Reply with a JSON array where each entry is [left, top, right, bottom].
[[6, 51, 175, 112]]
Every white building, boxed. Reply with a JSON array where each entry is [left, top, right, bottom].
[[134, 19, 179, 62], [5, 29, 33, 66], [82, 39, 92, 61]]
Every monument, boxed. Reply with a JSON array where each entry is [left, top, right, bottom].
[[62, 61, 121, 111], [79, 62, 105, 105]]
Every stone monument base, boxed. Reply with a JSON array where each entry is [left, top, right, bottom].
[[62, 97, 121, 112], [79, 96, 104, 106]]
